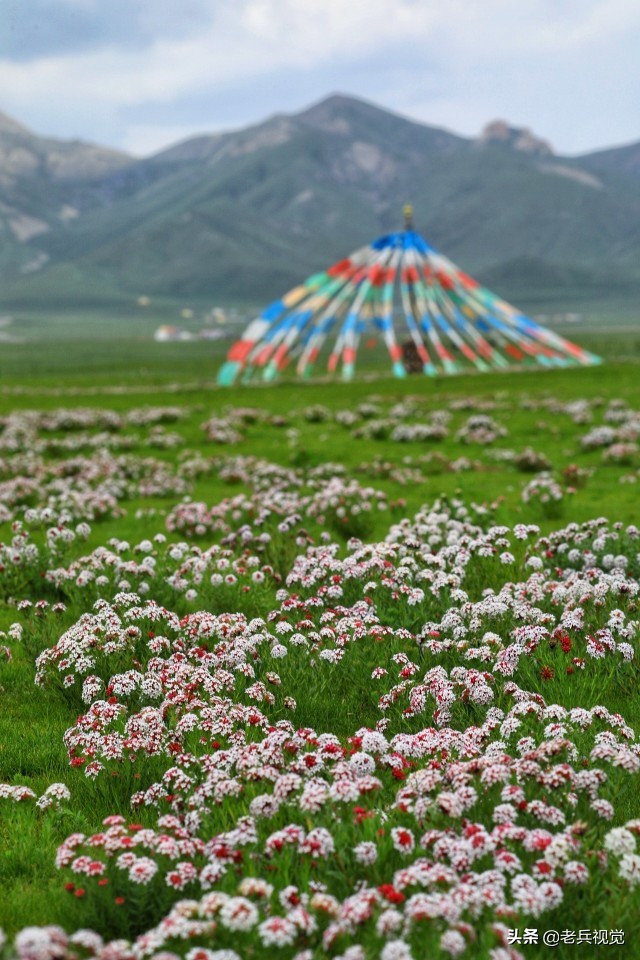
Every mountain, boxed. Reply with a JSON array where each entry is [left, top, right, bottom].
[[0, 110, 132, 284], [579, 139, 640, 179], [0, 95, 639, 310]]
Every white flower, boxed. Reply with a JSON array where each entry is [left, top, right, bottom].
[[380, 940, 414, 960], [619, 854, 640, 885], [440, 930, 467, 957], [604, 827, 636, 857], [258, 916, 297, 947], [353, 842, 377, 865], [219, 896, 259, 931]]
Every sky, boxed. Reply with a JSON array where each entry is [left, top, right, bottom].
[[0, 0, 638, 158]]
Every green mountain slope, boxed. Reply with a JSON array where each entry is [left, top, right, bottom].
[[0, 110, 132, 280], [0, 95, 639, 309]]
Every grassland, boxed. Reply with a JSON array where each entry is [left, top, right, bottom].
[[1, 324, 640, 957]]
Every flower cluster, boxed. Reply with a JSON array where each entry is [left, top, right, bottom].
[[521, 474, 568, 518], [3, 390, 640, 960]]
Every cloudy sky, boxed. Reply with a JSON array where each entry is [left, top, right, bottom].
[[1, 0, 638, 157]]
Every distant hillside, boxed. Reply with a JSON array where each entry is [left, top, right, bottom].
[[0, 110, 132, 281], [580, 139, 640, 179], [0, 95, 639, 310]]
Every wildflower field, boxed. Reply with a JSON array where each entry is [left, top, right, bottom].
[[2, 334, 640, 960]]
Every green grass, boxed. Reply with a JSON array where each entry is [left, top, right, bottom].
[[0, 318, 636, 386], [1, 327, 640, 953]]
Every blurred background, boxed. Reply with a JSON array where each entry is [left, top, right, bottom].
[[0, 0, 638, 372]]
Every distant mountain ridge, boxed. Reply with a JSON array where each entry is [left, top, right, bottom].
[[0, 94, 639, 309]]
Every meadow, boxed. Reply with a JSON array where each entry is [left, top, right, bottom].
[[1, 328, 640, 960]]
